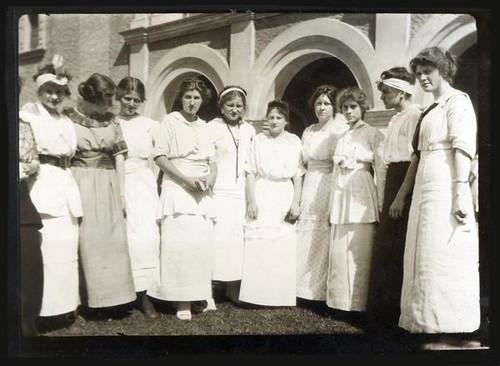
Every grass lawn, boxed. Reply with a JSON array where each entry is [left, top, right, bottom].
[[23, 285, 489, 358]]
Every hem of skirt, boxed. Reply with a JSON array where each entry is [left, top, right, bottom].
[[39, 304, 79, 317], [239, 295, 296, 307], [86, 294, 136, 308], [399, 315, 481, 334], [296, 289, 326, 301], [326, 300, 366, 312]]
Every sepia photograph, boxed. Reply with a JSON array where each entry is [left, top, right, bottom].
[[6, 4, 494, 362]]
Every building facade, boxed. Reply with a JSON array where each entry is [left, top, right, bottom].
[[18, 12, 479, 135]]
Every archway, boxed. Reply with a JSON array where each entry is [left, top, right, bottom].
[[282, 57, 357, 138]]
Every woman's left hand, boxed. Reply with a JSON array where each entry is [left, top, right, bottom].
[[453, 183, 469, 224]]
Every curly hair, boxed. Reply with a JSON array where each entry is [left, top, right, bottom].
[[337, 86, 371, 118], [409, 47, 458, 84], [175, 77, 212, 107]]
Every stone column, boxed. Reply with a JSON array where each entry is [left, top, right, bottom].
[[228, 18, 255, 91], [373, 13, 412, 110]]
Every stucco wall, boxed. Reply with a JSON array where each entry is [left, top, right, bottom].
[[19, 13, 134, 109], [148, 26, 230, 76]]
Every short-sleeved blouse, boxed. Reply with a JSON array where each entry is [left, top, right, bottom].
[[245, 131, 305, 180], [416, 90, 476, 159]]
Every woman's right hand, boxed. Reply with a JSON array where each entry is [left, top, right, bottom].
[[246, 200, 258, 220]]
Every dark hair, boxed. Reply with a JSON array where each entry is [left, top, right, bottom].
[[175, 77, 212, 106], [218, 85, 247, 110], [266, 99, 290, 121], [380, 66, 416, 85], [116, 76, 146, 102], [78, 73, 117, 104], [32, 63, 72, 96], [409, 46, 458, 84], [377, 66, 415, 99], [308, 84, 338, 111], [337, 86, 370, 118]]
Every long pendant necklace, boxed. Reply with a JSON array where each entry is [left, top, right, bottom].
[[226, 122, 240, 182]]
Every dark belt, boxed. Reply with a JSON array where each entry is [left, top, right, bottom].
[[39, 154, 71, 169]]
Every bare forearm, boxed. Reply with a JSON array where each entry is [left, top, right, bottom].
[[154, 155, 191, 187], [396, 154, 419, 200]]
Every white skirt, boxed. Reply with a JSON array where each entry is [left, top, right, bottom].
[[39, 214, 80, 316], [239, 177, 297, 306], [148, 215, 213, 301], [326, 223, 375, 312], [211, 192, 246, 281]]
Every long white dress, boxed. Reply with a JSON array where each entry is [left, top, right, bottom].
[[296, 114, 348, 300], [327, 120, 386, 311], [207, 117, 256, 281], [148, 111, 215, 301], [20, 102, 83, 316], [117, 115, 161, 292], [239, 131, 305, 306], [399, 89, 480, 333]]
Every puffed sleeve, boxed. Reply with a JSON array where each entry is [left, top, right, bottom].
[[152, 115, 171, 159], [446, 93, 477, 159], [372, 128, 387, 212]]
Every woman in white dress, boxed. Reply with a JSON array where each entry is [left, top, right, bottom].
[[327, 86, 386, 313], [115, 77, 160, 318], [207, 86, 256, 304], [240, 100, 305, 306], [20, 56, 83, 326], [296, 84, 348, 302], [398, 47, 480, 345], [149, 77, 217, 320]]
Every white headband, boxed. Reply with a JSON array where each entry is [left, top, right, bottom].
[[219, 87, 247, 99], [377, 78, 413, 95], [35, 73, 69, 89]]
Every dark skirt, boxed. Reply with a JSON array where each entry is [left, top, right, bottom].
[[19, 179, 43, 336], [366, 161, 411, 328]]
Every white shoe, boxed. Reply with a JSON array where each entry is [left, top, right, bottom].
[[203, 298, 217, 312], [176, 309, 192, 320], [176, 302, 192, 320]]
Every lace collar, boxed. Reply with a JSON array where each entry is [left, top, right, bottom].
[[63, 107, 116, 128]]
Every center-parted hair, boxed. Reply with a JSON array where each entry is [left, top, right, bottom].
[[175, 77, 212, 106], [218, 85, 247, 110], [308, 84, 338, 112], [409, 46, 458, 84], [78, 73, 117, 104], [116, 76, 146, 102], [337, 86, 370, 118], [266, 99, 290, 121]]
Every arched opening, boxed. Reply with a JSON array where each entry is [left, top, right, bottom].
[[281, 57, 357, 138], [162, 74, 219, 123]]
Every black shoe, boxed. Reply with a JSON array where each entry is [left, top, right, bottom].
[[141, 295, 159, 319]]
